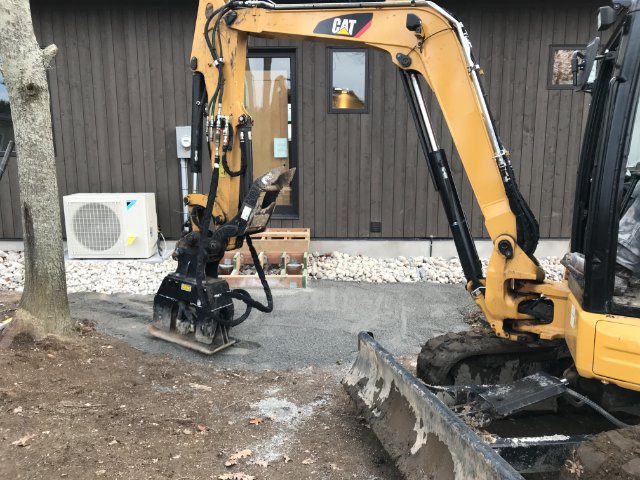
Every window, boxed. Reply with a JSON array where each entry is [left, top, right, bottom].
[[329, 48, 368, 113], [245, 49, 298, 217], [0, 71, 14, 155], [548, 44, 584, 89]]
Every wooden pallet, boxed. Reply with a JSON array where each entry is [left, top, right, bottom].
[[219, 228, 310, 289]]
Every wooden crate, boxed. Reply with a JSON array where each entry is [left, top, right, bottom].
[[219, 228, 310, 289]]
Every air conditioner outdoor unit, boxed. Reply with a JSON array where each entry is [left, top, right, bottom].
[[63, 193, 158, 259]]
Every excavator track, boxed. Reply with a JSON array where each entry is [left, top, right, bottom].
[[417, 329, 571, 387]]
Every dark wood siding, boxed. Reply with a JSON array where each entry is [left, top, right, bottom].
[[0, 0, 600, 239]]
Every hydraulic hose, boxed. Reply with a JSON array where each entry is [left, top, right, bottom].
[[215, 235, 274, 327], [565, 388, 632, 428]]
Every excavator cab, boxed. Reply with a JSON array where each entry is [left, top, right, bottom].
[[565, 0, 640, 387]]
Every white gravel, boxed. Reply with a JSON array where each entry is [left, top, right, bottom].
[[0, 250, 175, 295], [0, 249, 564, 295], [309, 251, 564, 284]]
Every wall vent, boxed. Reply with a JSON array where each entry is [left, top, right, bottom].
[[370, 221, 382, 233]]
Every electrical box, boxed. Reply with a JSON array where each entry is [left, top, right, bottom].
[[175, 126, 192, 159]]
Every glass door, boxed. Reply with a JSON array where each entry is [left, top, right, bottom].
[[245, 49, 297, 216]]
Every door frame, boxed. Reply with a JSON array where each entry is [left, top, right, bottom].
[[247, 47, 299, 219]]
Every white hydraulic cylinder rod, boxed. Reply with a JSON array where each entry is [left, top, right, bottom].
[[179, 157, 189, 231]]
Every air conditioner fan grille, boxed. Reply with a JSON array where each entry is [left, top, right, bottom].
[[71, 202, 121, 251]]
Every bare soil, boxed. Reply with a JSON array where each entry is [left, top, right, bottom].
[[0, 294, 400, 480], [561, 426, 640, 479]]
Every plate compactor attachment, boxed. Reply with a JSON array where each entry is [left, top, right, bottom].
[[150, 167, 295, 354]]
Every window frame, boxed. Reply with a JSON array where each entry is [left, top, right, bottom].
[[327, 47, 370, 114], [548, 44, 585, 90], [246, 47, 299, 219]]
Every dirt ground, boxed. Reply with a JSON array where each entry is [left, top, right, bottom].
[[560, 426, 640, 480], [0, 293, 401, 480]]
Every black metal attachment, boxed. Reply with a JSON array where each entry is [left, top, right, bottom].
[[396, 53, 412, 68], [152, 168, 295, 349], [190, 56, 198, 71], [405, 13, 422, 33], [190, 73, 206, 174], [491, 435, 588, 475], [518, 297, 555, 323], [613, 0, 633, 10], [598, 6, 618, 31], [572, 37, 601, 92], [224, 10, 238, 25], [498, 239, 514, 259], [237, 115, 254, 195], [478, 372, 566, 417]]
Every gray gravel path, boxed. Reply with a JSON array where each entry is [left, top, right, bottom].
[[69, 280, 472, 370]]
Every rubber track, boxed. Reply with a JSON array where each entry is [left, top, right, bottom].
[[417, 330, 567, 385]]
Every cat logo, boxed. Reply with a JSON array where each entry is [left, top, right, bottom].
[[333, 18, 357, 36], [313, 13, 373, 38]]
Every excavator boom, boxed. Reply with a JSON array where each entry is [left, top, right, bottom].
[[188, 0, 555, 340], [150, 1, 640, 477]]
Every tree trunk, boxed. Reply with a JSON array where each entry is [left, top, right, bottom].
[[0, 0, 72, 334]]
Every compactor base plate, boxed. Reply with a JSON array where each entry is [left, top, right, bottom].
[[147, 324, 237, 355]]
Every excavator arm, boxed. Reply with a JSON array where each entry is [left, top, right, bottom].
[[186, 0, 567, 342], [150, 3, 640, 477]]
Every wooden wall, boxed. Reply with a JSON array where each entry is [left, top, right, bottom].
[[0, 0, 600, 239]]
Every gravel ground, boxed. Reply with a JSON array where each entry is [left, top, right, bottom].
[[67, 281, 471, 370], [0, 250, 565, 294]]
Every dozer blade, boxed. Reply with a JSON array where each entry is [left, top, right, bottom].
[[343, 332, 523, 480]]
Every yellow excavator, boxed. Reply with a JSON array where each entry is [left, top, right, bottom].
[[149, 0, 640, 477]]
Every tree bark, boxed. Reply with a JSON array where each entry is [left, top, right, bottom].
[[0, 0, 72, 334]]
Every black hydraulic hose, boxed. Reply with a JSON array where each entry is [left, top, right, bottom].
[[565, 388, 631, 428], [221, 123, 246, 177], [204, 3, 230, 116], [230, 235, 274, 312], [215, 235, 274, 327]]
